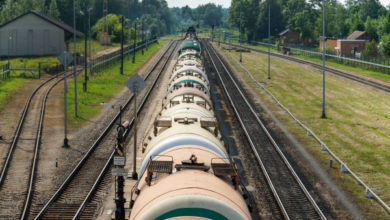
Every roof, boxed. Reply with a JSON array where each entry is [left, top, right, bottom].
[[318, 36, 338, 41], [338, 39, 367, 42], [347, 31, 367, 40], [279, 29, 290, 36], [0, 10, 84, 37], [279, 28, 299, 36]]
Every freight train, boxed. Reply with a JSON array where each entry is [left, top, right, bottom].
[[129, 27, 252, 220]]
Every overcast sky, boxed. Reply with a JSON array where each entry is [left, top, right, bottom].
[[166, 0, 390, 8]]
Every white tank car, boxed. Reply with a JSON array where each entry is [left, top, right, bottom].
[[129, 31, 252, 220]]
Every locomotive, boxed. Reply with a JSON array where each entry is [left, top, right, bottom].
[[129, 28, 252, 220]]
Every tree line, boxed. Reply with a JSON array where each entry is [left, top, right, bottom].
[[229, 0, 390, 56], [0, 0, 228, 41], [170, 4, 229, 31], [0, 0, 173, 41]]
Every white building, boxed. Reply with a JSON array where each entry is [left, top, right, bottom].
[[0, 11, 84, 57]]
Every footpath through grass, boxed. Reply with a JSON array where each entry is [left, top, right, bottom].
[[219, 46, 390, 218], [66, 40, 167, 128]]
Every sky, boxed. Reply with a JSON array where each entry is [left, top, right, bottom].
[[166, 0, 390, 9]]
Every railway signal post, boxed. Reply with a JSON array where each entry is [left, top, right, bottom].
[[58, 51, 73, 148], [126, 74, 146, 180], [114, 120, 128, 220]]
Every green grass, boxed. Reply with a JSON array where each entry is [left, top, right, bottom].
[[0, 56, 60, 69], [0, 39, 131, 112], [70, 39, 120, 55], [66, 39, 168, 128], [0, 56, 60, 111], [0, 75, 30, 110], [219, 45, 390, 218]]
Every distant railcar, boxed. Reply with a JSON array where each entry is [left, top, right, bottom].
[[129, 27, 252, 220]]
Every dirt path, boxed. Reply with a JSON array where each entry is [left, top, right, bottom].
[[0, 76, 52, 173]]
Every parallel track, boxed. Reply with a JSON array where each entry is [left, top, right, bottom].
[[223, 42, 390, 94], [32, 40, 178, 220], [203, 39, 326, 220], [0, 40, 158, 220]]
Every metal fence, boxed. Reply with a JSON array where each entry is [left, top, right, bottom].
[[92, 38, 157, 73], [226, 36, 390, 75], [0, 63, 10, 80], [226, 50, 390, 215], [0, 38, 157, 82]]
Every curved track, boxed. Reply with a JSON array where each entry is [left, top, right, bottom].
[[204, 39, 326, 220], [32, 40, 178, 220], [0, 72, 73, 219], [223, 42, 390, 94]]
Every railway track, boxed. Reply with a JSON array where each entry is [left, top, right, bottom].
[[31, 40, 178, 220], [203, 39, 327, 219], [223, 41, 390, 94], [0, 71, 76, 219], [0, 40, 158, 220]]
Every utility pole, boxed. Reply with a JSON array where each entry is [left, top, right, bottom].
[[88, 7, 93, 77], [120, 16, 124, 75], [268, 0, 271, 80], [141, 1, 144, 55], [132, 84, 138, 180], [73, 0, 78, 117], [239, 0, 242, 63], [321, 0, 327, 119], [146, 29, 148, 51], [127, 0, 131, 61], [7, 35, 11, 67], [229, 38, 231, 52], [132, 18, 138, 64], [64, 62, 69, 148], [58, 51, 73, 148], [141, 19, 144, 55], [218, 29, 221, 47], [83, 10, 88, 92]]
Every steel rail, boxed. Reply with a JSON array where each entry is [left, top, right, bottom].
[[1, 39, 157, 219], [33, 40, 175, 220], [203, 41, 289, 220], [205, 40, 327, 219], [222, 41, 390, 94], [0, 40, 155, 188], [20, 72, 75, 220], [227, 44, 390, 215], [72, 40, 178, 220], [0, 75, 59, 188]]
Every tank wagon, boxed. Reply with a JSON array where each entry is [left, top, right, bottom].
[[129, 28, 252, 220]]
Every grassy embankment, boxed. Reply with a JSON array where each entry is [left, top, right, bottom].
[[227, 39, 390, 83], [218, 45, 390, 218], [0, 40, 119, 111], [0, 56, 59, 109], [66, 39, 168, 128]]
